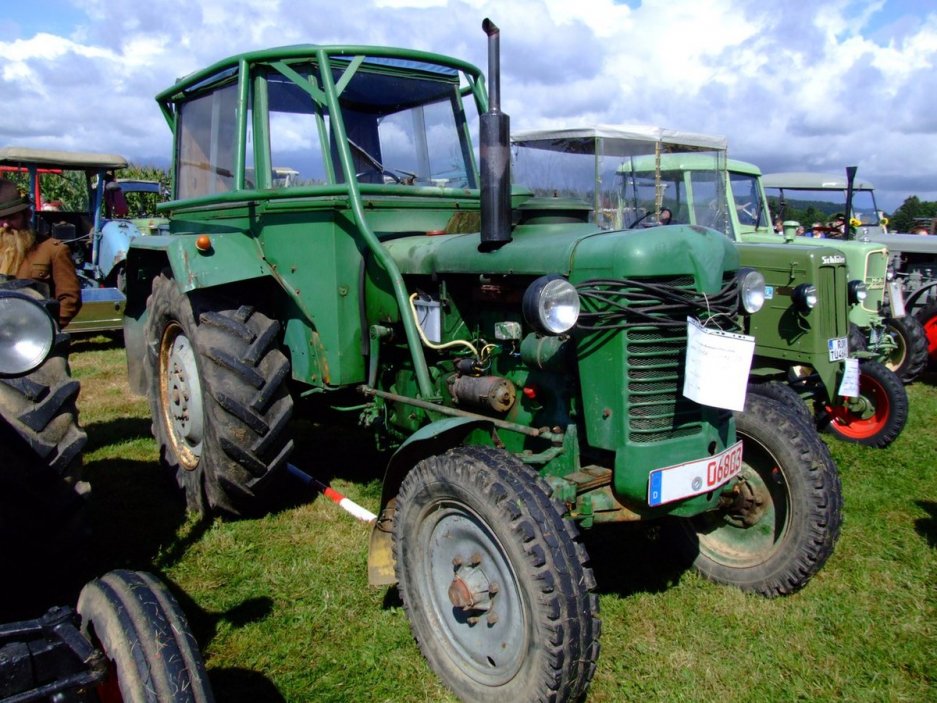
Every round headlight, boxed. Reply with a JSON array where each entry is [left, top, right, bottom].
[[0, 292, 56, 376], [848, 280, 868, 304], [793, 283, 818, 311], [522, 275, 580, 335], [737, 268, 766, 314]]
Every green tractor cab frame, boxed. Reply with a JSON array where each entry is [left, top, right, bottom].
[[124, 24, 841, 702]]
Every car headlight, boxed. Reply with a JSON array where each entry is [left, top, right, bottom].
[[522, 275, 580, 335], [0, 292, 56, 377], [848, 280, 868, 305], [793, 283, 818, 311], [737, 268, 766, 314]]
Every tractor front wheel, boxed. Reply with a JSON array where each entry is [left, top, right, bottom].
[[144, 272, 293, 516], [819, 360, 908, 448], [671, 394, 842, 597], [393, 446, 600, 703]]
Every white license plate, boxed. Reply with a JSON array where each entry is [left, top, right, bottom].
[[647, 440, 744, 507], [828, 337, 848, 362]]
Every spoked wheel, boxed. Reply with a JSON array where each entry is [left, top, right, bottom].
[[915, 302, 937, 368], [77, 570, 214, 703], [144, 271, 294, 516], [879, 315, 928, 383], [671, 394, 842, 597], [819, 360, 908, 448], [393, 446, 599, 703]]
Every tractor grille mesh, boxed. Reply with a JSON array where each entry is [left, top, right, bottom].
[[577, 274, 739, 442]]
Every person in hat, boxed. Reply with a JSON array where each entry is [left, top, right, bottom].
[[0, 178, 81, 327], [830, 213, 847, 238]]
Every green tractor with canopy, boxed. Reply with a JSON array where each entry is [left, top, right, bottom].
[[123, 22, 841, 702], [584, 146, 907, 448]]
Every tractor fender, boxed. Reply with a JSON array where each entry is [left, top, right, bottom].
[[367, 416, 492, 586], [123, 232, 275, 395], [96, 220, 141, 281]]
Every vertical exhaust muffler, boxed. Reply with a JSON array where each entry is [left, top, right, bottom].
[[480, 18, 512, 250]]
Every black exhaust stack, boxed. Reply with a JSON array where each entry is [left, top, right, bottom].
[[844, 165, 857, 240], [479, 18, 512, 250]]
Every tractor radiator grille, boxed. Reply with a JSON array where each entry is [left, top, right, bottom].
[[577, 274, 739, 443]]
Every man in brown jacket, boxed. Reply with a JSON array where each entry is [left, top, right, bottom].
[[0, 178, 82, 327]]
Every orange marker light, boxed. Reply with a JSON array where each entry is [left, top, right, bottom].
[[195, 235, 212, 252]]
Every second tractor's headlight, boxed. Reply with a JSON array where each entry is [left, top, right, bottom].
[[0, 292, 56, 377], [793, 283, 819, 311], [848, 280, 868, 304], [522, 275, 580, 335], [737, 268, 766, 314]]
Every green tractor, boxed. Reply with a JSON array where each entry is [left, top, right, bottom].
[[582, 146, 907, 448], [760, 170, 929, 383], [123, 21, 841, 702]]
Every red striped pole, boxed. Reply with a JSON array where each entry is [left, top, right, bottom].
[[287, 463, 377, 523]]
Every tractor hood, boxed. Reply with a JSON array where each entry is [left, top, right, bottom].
[[383, 222, 738, 294]]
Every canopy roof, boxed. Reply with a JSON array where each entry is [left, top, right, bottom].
[[0, 147, 128, 170], [511, 125, 728, 155], [762, 172, 875, 191]]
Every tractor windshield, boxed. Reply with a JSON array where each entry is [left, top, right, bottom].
[[175, 52, 480, 199]]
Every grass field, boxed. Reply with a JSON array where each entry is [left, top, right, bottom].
[[12, 336, 935, 702]]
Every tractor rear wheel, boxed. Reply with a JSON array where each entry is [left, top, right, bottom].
[[77, 570, 214, 703], [915, 302, 937, 369], [0, 292, 87, 555], [144, 272, 293, 516], [818, 360, 908, 448], [670, 394, 842, 597], [880, 315, 928, 383], [393, 446, 600, 703]]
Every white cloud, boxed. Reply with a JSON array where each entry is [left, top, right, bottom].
[[1, 0, 935, 210]]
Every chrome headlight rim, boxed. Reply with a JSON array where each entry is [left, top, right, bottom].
[[522, 275, 580, 335], [737, 267, 766, 314], [848, 280, 868, 305], [793, 283, 819, 312], [0, 291, 57, 377]]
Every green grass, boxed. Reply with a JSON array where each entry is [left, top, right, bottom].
[[37, 336, 937, 701]]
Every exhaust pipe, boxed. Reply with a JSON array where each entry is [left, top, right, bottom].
[[844, 165, 857, 240], [479, 18, 512, 250]]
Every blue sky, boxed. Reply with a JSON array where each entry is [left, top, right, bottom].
[[2, 0, 936, 211]]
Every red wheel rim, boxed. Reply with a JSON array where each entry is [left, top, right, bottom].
[[923, 314, 937, 360], [96, 659, 122, 703], [825, 371, 889, 439]]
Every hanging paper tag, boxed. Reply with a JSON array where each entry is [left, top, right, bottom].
[[837, 357, 860, 398], [683, 317, 755, 412]]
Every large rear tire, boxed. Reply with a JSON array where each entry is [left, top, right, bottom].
[[0, 282, 87, 553], [880, 315, 928, 383], [393, 446, 600, 703], [818, 360, 908, 448], [144, 272, 293, 516], [671, 394, 842, 597], [915, 302, 937, 369], [77, 570, 214, 703]]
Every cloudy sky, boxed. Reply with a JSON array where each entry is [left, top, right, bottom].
[[2, 0, 935, 211]]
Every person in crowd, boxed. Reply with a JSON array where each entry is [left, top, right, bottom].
[[658, 207, 673, 225], [811, 222, 825, 238], [0, 178, 82, 327]]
